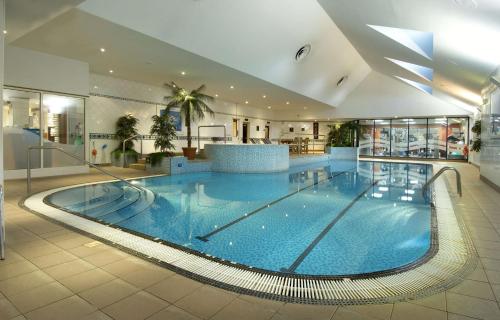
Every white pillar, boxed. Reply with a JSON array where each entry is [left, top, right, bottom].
[[0, 0, 5, 259]]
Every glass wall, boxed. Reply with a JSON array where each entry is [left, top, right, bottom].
[[359, 120, 374, 156], [408, 119, 427, 158], [427, 118, 447, 159], [2, 89, 41, 169], [2, 87, 85, 170], [374, 120, 390, 157], [357, 117, 469, 160], [42, 94, 85, 167], [446, 118, 469, 160], [390, 119, 408, 157]]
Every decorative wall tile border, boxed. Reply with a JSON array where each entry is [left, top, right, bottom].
[[21, 166, 475, 305], [89, 133, 232, 142]]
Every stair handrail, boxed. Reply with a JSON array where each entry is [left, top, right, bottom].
[[422, 166, 462, 198], [122, 134, 143, 167], [197, 125, 227, 152], [27, 146, 147, 195]]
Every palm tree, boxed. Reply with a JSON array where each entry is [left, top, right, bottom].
[[164, 82, 215, 158]]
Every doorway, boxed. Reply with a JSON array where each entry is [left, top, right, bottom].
[[265, 125, 270, 140], [242, 122, 249, 143]]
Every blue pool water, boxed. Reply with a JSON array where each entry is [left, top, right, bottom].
[[46, 160, 433, 276]]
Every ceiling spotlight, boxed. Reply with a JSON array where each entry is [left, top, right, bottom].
[[267, 106, 272, 109], [2, 30, 7, 34], [286, 101, 290, 105], [230, 85, 235, 89], [109, 70, 114, 73], [262, 95, 267, 99], [93, 85, 98, 89], [215, 94, 219, 97], [181, 71, 186, 75], [245, 100, 249, 104], [100, 48, 106, 53]]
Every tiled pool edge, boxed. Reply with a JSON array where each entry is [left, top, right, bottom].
[[20, 169, 476, 305]]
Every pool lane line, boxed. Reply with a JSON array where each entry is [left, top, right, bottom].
[[284, 179, 379, 273], [195, 169, 354, 242]]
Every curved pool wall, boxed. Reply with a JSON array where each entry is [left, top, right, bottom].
[[23, 159, 476, 304], [205, 144, 289, 173]]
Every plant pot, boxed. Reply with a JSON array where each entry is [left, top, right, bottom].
[[182, 147, 197, 160]]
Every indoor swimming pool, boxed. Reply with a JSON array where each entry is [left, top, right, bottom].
[[44, 160, 434, 277]]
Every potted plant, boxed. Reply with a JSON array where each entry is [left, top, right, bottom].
[[326, 121, 360, 160], [111, 113, 139, 166], [147, 112, 177, 172], [164, 82, 215, 160], [471, 120, 481, 152]]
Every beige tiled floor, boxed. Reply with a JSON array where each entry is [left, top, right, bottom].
[[1, 164, 500, 319]]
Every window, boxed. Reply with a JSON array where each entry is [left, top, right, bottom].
[[427, 118, 447, 159], [408, 119, 428, 158], [390, 119, 409, 157], [447, 118, 468, 160], [374, 120, 390, 157], [42, 94, 85, 167], [359, 120, 374, 156]]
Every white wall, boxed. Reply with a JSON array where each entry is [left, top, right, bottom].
[[0, 1, 4, 183], [87, 74, 282, 163], [5, 45, 89, 96]]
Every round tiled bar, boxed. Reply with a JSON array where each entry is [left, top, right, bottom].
[[204, 144, 289, 173]]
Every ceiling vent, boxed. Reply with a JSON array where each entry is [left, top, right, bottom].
[[337, 75, 348, 87], [295, 44, 311, 62]]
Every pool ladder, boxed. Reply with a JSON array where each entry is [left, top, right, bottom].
[[422, 166, 462, 198]]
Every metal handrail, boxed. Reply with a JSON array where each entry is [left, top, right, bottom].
[[27, 146, 146, 195], [422, 166, 462, 197], [123, 134, 142, 167], [197, 125, 227, 152], [0, 184, 5, 260], [279, 133, 327, 155]]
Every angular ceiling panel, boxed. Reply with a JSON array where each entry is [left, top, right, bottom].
[[368, 25, 434, 60], [385, 58, 433, 82], [394, 76, 433, 94]]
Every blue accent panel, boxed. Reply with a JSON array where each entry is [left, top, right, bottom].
[[368, 25, 434, 60], [386, 58, 434, 82], [395, 76, 433, 95]]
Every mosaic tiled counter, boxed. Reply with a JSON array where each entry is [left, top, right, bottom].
[[205, 144, 289, 173]]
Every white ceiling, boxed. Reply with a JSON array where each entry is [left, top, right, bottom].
[[318, 0, 500, 106], [8, 9, 335, 114], [77, 0, 371, 108], [5, 0, 85, 41], [5, 0, 497, 118]]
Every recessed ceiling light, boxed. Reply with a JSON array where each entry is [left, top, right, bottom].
[[267, 106, 272, 109], [262, 95, 267, 99], [215, 94, 219, 97], [286, 101, 290, 105], [109, 70, 114, 73], [245, 100, 249, 104], [230, 85, 234, 89], [93, 85, 98, 89], [100, 48, 106, 53], [181, 71, 186, 75], [2, 30, 7, 34]]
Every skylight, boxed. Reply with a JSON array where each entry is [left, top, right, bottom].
[[394, 76, 433, 94], [368, 25, 434, 60], [385, 58, 433, 82]]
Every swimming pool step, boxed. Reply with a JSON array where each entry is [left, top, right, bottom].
[[102, 189, 156, 225], [79, 188, 141, 218], [63, 185, 124, 211]]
